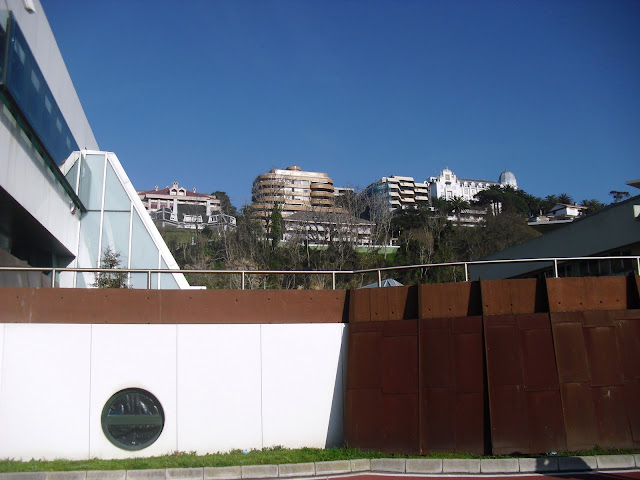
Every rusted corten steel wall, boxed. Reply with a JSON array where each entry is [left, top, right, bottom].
[[482, 279, 567, 455], [0, 288, 349, 324], [546, 277, 640, 451], [419, 282, 486, 455], [344, 276, 640, 455]]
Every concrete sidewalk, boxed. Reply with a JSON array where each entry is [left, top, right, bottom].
[[1, 455, 639, 480]]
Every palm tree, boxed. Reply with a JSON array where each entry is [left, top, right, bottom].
[[450, 196, 471, 225]]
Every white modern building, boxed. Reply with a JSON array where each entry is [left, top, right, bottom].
[[0, 2, 188, 289], [428, 167, 518, 202], [362, 175, 430, 212]]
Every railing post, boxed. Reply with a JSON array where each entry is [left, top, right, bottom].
[[636, 257, 640, 276], [377, 269, 382, 287], [241, 271, 245, 290], [332, 272, 336, 290], [51, 268, 56, 288], [147, 270, 152, 289], [553, 259, 559, 278], [464, 263, 469, 282]]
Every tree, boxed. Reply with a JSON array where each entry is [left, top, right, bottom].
[[610, 190, 630, 203], [212, 190, 238, 217], [557, 193, 574, 205], [449, 196, 471, 225], [93, 247, 129, 288], [581, 199, 606, 215], [270, 203, 283, 248]]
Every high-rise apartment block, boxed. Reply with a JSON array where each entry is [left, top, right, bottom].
[[362, 175, 430, 211], [251, 165, 338, 219]]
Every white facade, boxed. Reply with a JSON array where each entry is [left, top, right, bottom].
[[0, 1, 188, 288], [363, 175, 430, 212], [0, 322, 347, 460], [428, 167, 517, 202]]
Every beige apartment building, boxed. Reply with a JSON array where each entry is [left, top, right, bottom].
[[251, 166, 340, 221]]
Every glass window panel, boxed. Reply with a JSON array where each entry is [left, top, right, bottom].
[[101, 211, 131, 268], [103, 162, 131, 211], [159, 258, 179, 290], [65, 160, 79, 191], [76, 211, 101, 287], [78, 154, 105, 210], [130, 211, 159, 289]]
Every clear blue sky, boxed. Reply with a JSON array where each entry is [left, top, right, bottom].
[[44, 0, 639, 209]]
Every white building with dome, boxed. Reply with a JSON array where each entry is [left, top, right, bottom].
[[428, 167, 517, 202]]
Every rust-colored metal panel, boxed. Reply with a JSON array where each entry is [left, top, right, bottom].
[[383, 335, 418, 394], [623, 379, 640, 443], [421, 387, 455, 452], [547, 277, 628, 312], [382, 394, 420, 454], [420, 316, 485, 455], [454, 392, 485, 455], [481, 278, 547, 316], [489, 384, 528, 454], [525, 390, 567, 454], [485, 323, 523, 386], [385, 285, 418, 320], [616, 317, 640, 379], [561, 382, 599, 450], [420, 328, 452, 388], [583, 325, 624, 387], [592, 386, 633, 448], [453, 331, 484, 393], [344, 387, 382, 449], [369, 288, 389, 322], [419, 281, 481, 318], [347, 330, 383, 389], [0, 288, 32, 322], [350, 288, 371, 323], [520, 321, 559, 391], [552, 319, 591, 383]]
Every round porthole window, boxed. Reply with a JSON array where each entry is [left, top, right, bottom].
[[101, 388, 165, 451]]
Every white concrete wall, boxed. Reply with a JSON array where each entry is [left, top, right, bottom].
[[0, 323, 347, 460]]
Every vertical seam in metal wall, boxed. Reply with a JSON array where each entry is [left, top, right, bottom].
[[259, 324, 264, 449], [96, 153, 108, 267], [88, 324, 93, 459]]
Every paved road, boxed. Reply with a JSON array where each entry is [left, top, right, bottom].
[[327, 473, 640, 480]]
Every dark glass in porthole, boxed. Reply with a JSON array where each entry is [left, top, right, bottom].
[[101, 388, 164, 451]]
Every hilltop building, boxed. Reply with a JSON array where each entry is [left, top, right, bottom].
[[283, 211, 375, 247], [138, 182, 236, 231], [251, 165, 341, 220], [428, 167, 518, 203], [362, 175, 430, 212]]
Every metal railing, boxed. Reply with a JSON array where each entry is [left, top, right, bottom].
[[1, 255, 639, 289]]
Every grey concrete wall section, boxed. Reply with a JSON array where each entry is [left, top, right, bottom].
[[314, 461, 351, 475], [240, 465, 278, 479], [166, 468, 205, 479], [86, 471, 126, 480], [442, 459, 481, 474], [46, 474, 86, 480], [481, 459, 519, 473], [557, 456, 598, 471], [349, 459, 370, 472], [204, 467, 241, 480], [405, 459, 442, 473], [370, 458, 405, 473], [126, 470, 167, 480], [519, 457, 559, 473], [277, 464, 315, 478], [595, 455, 637, 470]]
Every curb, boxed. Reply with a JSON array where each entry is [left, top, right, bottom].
[[0, 455, 638, 479]]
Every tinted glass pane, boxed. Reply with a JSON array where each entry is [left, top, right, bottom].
[[130, 211, 159, 289], [76, 211, 101, 287], [102, 389, 164, 450], [103, 161, 131, 211], [160, 258, 179, 290], [101, 211, 131, 268], [78, 154, 105, 210], [64, 159, 79, 191]]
